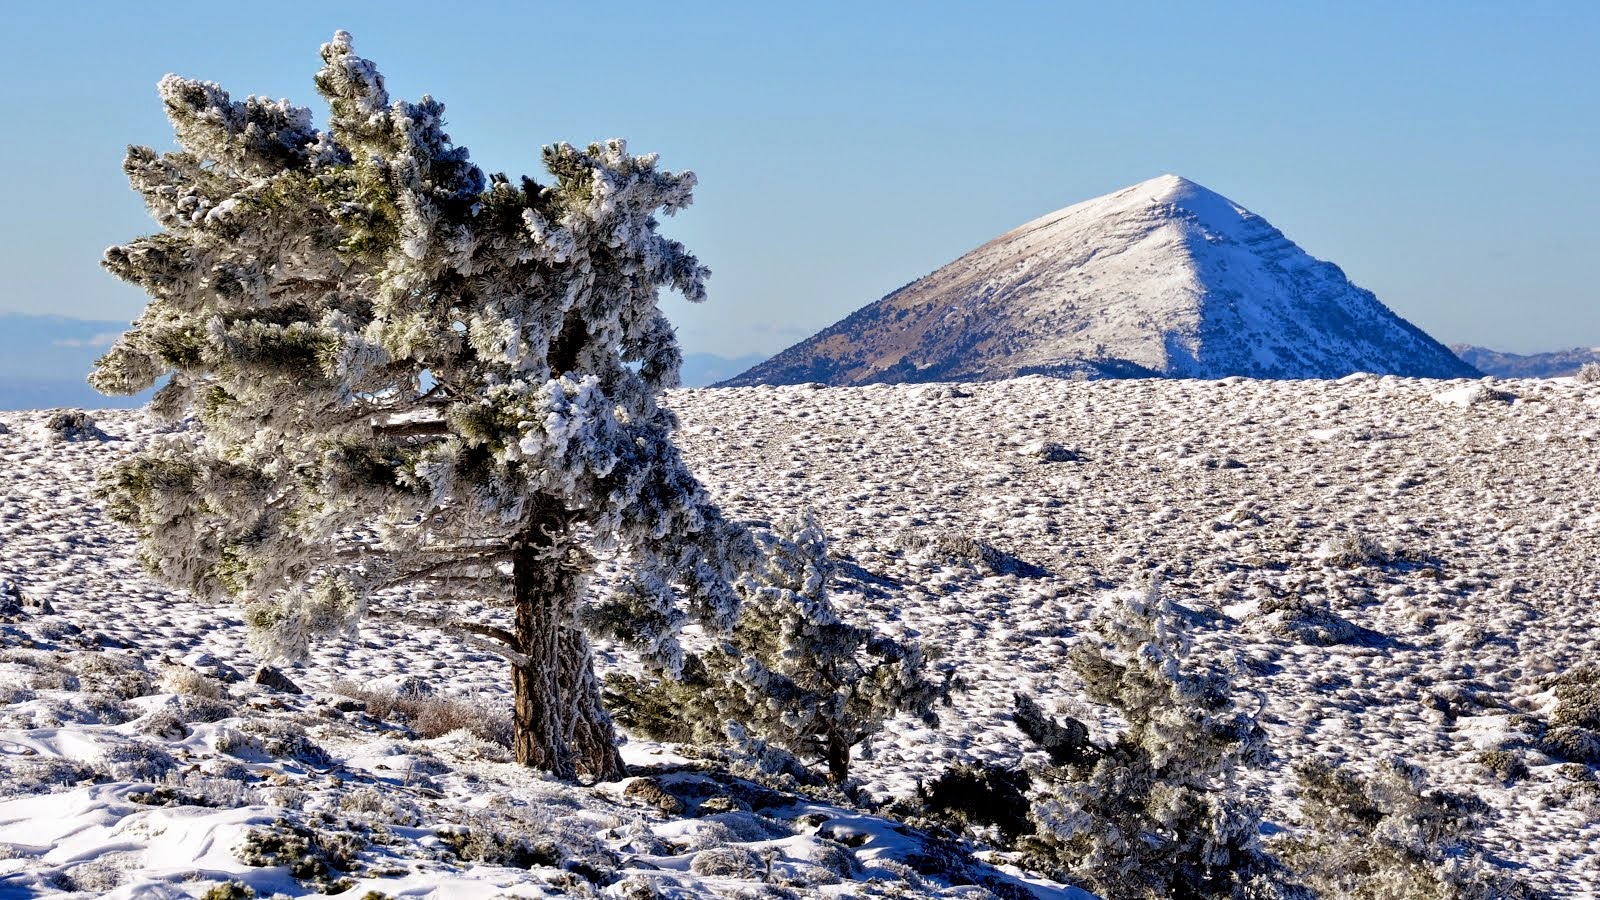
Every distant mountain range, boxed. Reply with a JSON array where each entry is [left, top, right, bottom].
[[0, 314, 763, 410], [722, 175, 1478, 386], [1449, 345, 1600, 379]]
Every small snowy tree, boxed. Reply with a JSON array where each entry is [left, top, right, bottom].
[[91, 31, 754, 780], [606, 513, 944, 781], [1020, 583, 1285, 899], [1279, 757, 1541, 900]]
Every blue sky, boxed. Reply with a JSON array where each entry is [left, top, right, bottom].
[[2, 1, 1596, 356]]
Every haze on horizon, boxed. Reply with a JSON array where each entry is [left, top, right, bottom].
[[1, 1, 1596, 360]]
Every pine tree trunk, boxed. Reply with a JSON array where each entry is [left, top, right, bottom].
[[508, 518, 626, 781], [559, 626, 627, 780], [511, 534, 575, 779], [825, 731, 851, 783]]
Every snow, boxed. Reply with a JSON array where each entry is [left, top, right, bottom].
[[3, 373, 1600, 896]]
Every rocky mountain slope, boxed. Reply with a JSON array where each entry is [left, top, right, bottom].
[[723, 175, 1477, 385]]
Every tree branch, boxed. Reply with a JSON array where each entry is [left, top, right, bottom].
[[371, 419, 452, 438], [366, 609, 526, 665], [375, 551, 513, 591]]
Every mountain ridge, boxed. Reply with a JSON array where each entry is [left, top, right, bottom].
[[1450, 344, 1600, 379], [722, 175, 1478, 386]]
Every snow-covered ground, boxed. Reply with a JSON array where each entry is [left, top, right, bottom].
[[3, 373, 1599, 896]]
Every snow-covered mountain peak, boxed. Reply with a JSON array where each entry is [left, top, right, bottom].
[[723, 176, 1476, 385]]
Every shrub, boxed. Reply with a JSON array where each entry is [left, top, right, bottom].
[[200, 882, 255, 900], [97, 739, 178, 781], [160, 665, 224, 699], [1474, 749, 1528, 783], [234, 818, 363, 888], [70, 652, 154, 699], [895, 529, 1039, 576], [1541, 726, 1600, 766], [1278, 757, 1540, 899], [1543, 667, 1600, 729], [911, 762, 1033, 844], [1574, 362, 1600, 383], [436, 821, 560, 869], [38, 410, 108, 442], [331, 681, 513, 748], [607, 513, 945, 782], [689, 846, 764, 878], [1253, 596, 1367, 646], [238, 719, 331, 765], [1018, 583, 1286, 899]]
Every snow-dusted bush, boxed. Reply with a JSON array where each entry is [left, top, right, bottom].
[[234, 818, 360, 889], [903, 762, 1033, 844], [1278, 757, 1540, 899], [690, 845, 765, 878], [607, 513, 944, 781], [199, 882, 255, 900], [1474, 749, 1528, 783], [90, 30, 755, 779], [36, 410, 108, 442], [238, 719, 331, 764], [895, 528, 1035, 575], [128, 771, 260, 809], [1025, 440, 1083, 463], [1573, 361, 1600, 383], [338, 786, 423, 826], [1322, 532, 1391, 567], [332, 680, 513, 747], [159, 665, 224, 699], [1251, 596, 1366, 646], [97, 739, 179, 781], [0, 756, 96, 796], [70, 652, 154, 699], [1019, 583, 1286, 899], [1543, 666, 1600, 728]]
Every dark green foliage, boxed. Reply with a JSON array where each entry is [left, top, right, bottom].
[[1012, 693, 1095, 767], [199, 882, 255, 900], [1018, 587, 1287, 900], [436, 825, 560, 869], [1278, 757, 1542, 900], [914, 762, 1034, 844], [605, 513, 945, 782], [235, 818, 363, 887]]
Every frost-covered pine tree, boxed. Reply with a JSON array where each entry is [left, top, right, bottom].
[[606, 512, 944, 781], [91, 31, 755, 780], [1021, 583, 1286, 899]]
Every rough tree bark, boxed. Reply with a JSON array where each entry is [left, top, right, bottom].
[[509, 515, 626, 780]]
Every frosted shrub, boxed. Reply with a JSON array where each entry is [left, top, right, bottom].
[[1019, 583, 1287, 899], [690, 846, 765, 878], [607, 513, 944, 781], [332, 680, 513, 747], [895, 529, 1035, 575], [903, 762, 1033, 844], [1323, 533, 1390, 567], [238, 719, 331, 764], [90, 31, 755, 779], [37, 410, 108, 442], [97, 739, 178, 781], [160, 665, 224, 699], [71, 652, 154, 699], [1252, 596, 1365, 646], [1279, 757, 1540, 899], [1574, 362, 1600, 384]]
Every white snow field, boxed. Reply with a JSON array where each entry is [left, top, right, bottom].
[[2, 373, 1599, 897]]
